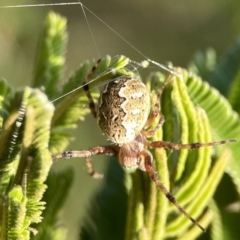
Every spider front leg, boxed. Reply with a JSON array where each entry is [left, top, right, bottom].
[[52, 146, 118, 179], [82, 58, 102, 118], [140, 149, 205, 232]]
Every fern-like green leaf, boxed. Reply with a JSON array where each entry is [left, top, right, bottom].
[[209, 38, 240, 96], [0, 87, 54, 239], [32, 168, 74, 240], [7, 186, 28, 240], [32, 12, 68, 99], [0, 79, 12, 129], [1, 9, 239, 240], [180, 69, 240, 197], [209, 199, 224, 240], [188, 48, 217, 81], [0, 88, 31, 195]]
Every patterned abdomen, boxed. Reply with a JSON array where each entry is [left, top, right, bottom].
[[97, 76, 150, 144]]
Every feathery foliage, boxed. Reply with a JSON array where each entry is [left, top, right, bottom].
[[0, 10, 239, 240]]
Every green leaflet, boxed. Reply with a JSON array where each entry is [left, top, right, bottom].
[[188, 48, 217, 82], [189, 40, 240, 118], [150, 149, 169, 240], [177, 210, 213, 240], [181, 69, 240, 197], [171, 78, 212, 206], [7, 186, 28, 240], [32, 12, 68, 99], [0, 87, 31, 195], [0, 79, 12, 129], [171, 72, 199, 181], [168, 80, 211, 211], [0, 86, 54, 239], [32, 169, 74, 240], [166, 148, 230, 237], [189, 40, 240, 97], [209, 39, 240, 96], [209, 199, 224, 240]]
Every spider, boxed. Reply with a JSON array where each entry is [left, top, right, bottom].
[[53, 59, 236, 232]]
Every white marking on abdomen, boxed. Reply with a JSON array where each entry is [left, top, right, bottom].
[[131, 92, 143, 98], [131, 109, 141, 115]]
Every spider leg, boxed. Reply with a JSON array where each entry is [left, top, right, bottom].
[[145, 139, 236, 150], [142, 150, 205, 232], [143, 74, 173, 137], [52, 146, 118, 178], [85, 156, 104, 179], [83, 59, 102, 118], [142, 115, 165, 137]]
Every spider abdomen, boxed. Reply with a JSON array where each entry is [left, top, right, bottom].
[[97, 76, 150, 144]]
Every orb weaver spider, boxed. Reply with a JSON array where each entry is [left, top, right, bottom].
[[53, 59, 236, 232]]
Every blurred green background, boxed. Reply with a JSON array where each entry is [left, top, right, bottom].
[[1, 0, 240, 239]]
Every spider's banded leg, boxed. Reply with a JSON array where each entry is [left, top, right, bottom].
[[142, 115, 165, 137], [142, 151, 205, 232], [144, 80, 165, 128], [53, 146, 118, 160], [83, 59, 102, 118], [145, 139, 237, 150], [143, 74, 173, 137], [52, 146, 118, 178]]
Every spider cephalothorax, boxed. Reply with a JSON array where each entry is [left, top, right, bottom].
[[53, 59, 236, 232]]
